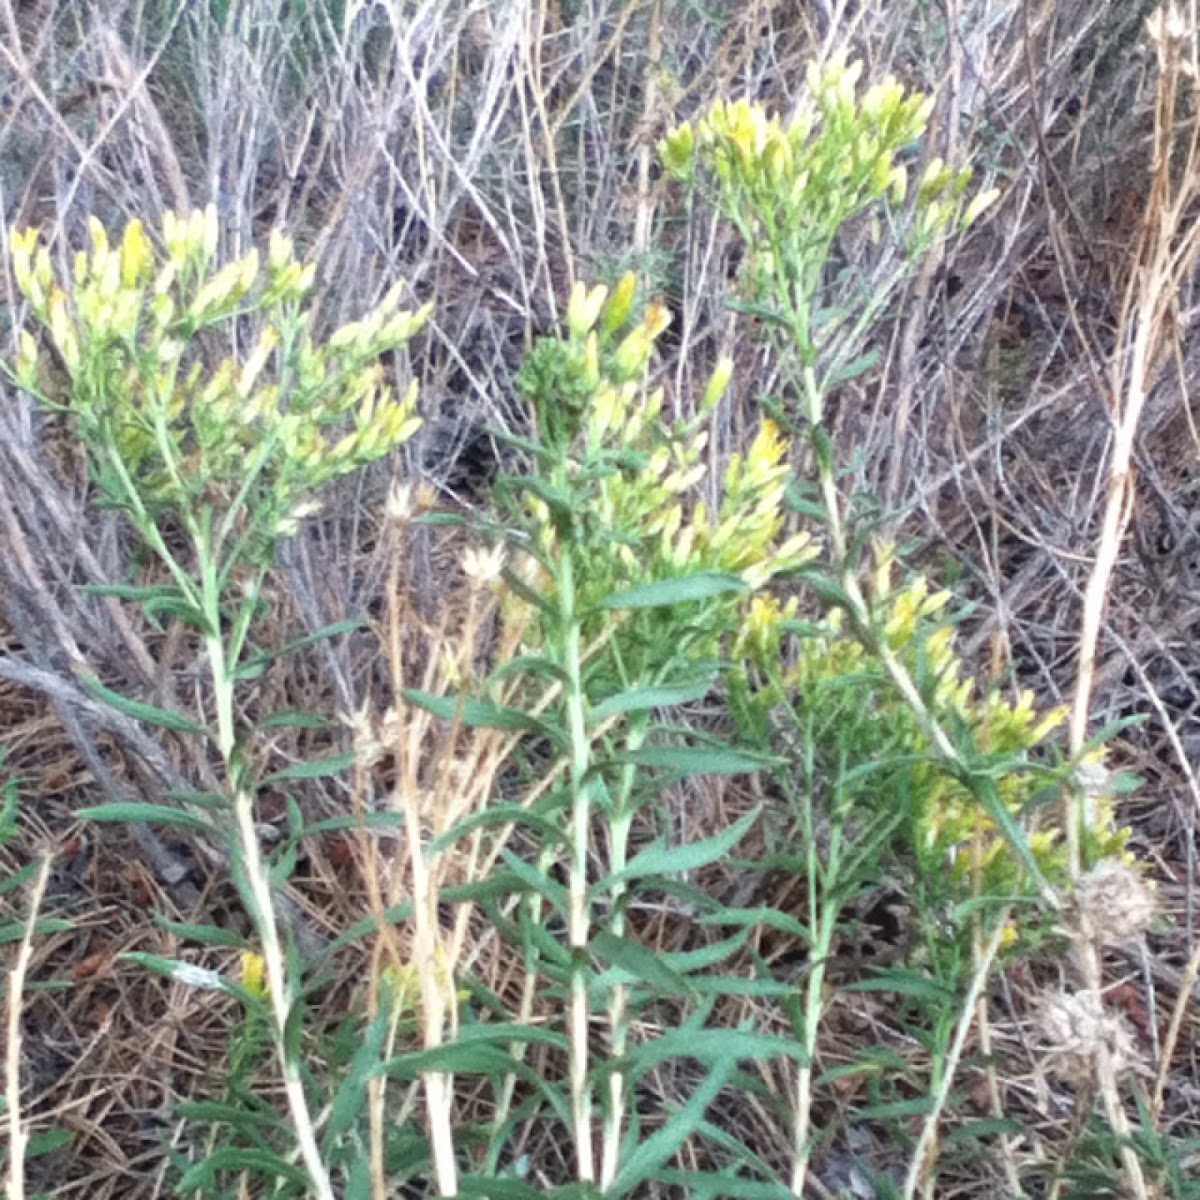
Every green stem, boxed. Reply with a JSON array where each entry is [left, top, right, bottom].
[[599, 722, 645, 1190], [199, 566, 335, 1200], [791, 769, 841, 1198], [558, 545, 596, 1185]]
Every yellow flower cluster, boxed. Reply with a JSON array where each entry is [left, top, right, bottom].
[[525, 275, 815, 618], [9, 208, 429, 546], [660, 52, 997, 277], [734, 546, 1128, 892]]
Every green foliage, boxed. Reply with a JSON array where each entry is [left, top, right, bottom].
[[0, 40, 1151, 1200], [10, 208, 427, 571]]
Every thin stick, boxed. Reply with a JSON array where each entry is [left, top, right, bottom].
[[5, 855, 52, 1200], [903, 912, 1011, 1200]]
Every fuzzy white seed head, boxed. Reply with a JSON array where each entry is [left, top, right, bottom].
[[1076, 859, 1156, 946], [1036, 989, 1144, 1086]]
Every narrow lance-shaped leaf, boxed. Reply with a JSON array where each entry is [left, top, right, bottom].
[[590, 676, 716, 722], [78, 674, 206, 735], [598, 573, 750, 611], [603, 807, 760, 887]]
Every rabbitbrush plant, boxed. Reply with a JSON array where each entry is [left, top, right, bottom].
[[8, 207, 427, 1199], [1, 48, 1146, 1200], [661, 54, 1132, 1197]]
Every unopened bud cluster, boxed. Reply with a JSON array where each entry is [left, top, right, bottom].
[[9, 208, 430, 565]]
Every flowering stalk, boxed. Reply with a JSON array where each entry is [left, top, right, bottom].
[[7, 208, 430, 1197], [660, 57, 1089, 1195]]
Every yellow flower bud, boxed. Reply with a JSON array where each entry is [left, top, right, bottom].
[[240, 951, 268, 999], [237, 247, 260, 293], [603, 271, 638, 333], [15, 330, 38, 390], [703, 355, 734, 410], [659, 123, 695, 178], [567, 280, 608, 339], [268, 228, 294, 272], [119, 218, 151, 289], [583, 332, 600, 389], [47, 288, 78, 370], [201, 203, 219, 261], [238, 325, 280, 397], [614, 326, 651, 379], [9, 226, 39, 298], [643, 300, 671, 340], [962, 187, 1000, 229]]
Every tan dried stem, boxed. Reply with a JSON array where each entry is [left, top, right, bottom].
[[4, 855, 51, 1200], [1064, 10, 1200, 1197]]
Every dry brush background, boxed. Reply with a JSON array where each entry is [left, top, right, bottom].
[[2, 0, 1199, 1196]]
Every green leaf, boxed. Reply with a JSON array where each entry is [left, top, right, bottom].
[[23, 1129, 72, 1159], [590, 677, 716, 722], [599, 573, 749, 610], [698, 906, 812, 943], [823, 349, 879, 388], [404, 689, 548, 735], [153, 918, 248, 950], [378, 1042, 515, 1080], [142, 595, 216, 635], [76, 802, 213, 833], [622, 1027, 801, 1076], [795, 569, 853, 612], [232, 619, 366, 681], [278, 618, 366, 655], [78, 582, 184, 603], [259, 711, 335, 731], [607, 807, 759, 885], [260, 752, 356, 785], [609, 1055, 738, 1195], [943, 1116, 1021, 1144], [500, 850, 568, 909], [656, 1172, 792, 1200], [178, 1147, 311, 1189], [490, 654, 572, 687], [856, 1095, 936, 1121], [844, 968, 954, 1003], [77, 676, 205, 735], [175, 1099, 284, 1129], [687, 976, 800, 999], [589, 929, 692, 994], [163, 788, 227, 810], [327, 1003, 391, 1145], [121, 952, 226, 991], [620, 745, 776, 776], [498, 566, 556, 617], [324, 874, 527, 958], [969, 770, 1054, 902], [301, 812, 404, 837], [0, 861, 39, 899], [0, 918, 71, 945], [657, 932, 750, 974], [429, 804, 564, 855], [459, 1181, 602, 1200]]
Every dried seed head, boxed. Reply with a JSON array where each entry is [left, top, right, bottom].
[[386, 481, 415, 526], [1036, 989, 1143, 1086], [462, 544, 506, 587], [341, 702, 386, 770], [1076, 859, 1156, 946]]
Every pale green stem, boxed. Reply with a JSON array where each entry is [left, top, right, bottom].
[[791, 782, 841, 1199], [902, 914, 1012, 1200], [558, 547, 595, 1184], [5, 856, 52, 1200], [599, 741, 640, 1190], [202, 575, 335, 1200]]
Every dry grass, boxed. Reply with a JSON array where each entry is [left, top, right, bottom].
[[4, 0, 1200, 1196]]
